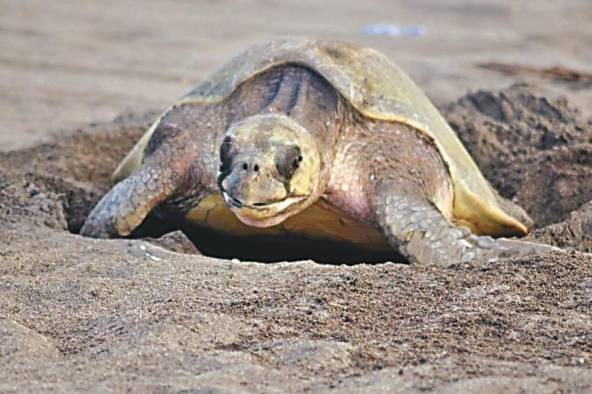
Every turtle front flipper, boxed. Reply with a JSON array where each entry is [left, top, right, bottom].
[[372, 181, 559, 265], [81, 164, 183, 238]]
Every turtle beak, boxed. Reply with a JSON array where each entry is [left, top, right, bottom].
[[221, 189, 244, 209], [219, 159, 288, 209]]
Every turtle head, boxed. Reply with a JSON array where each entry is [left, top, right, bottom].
[[217, 114, 322, 227]]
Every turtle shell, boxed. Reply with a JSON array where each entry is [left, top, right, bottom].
[[118, 37, 528, 237]]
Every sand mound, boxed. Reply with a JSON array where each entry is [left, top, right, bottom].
[[445, 84, 592, 228], [0, 86, 591, 392]]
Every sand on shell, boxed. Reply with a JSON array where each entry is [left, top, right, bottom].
[[0, 85, 591, 393]]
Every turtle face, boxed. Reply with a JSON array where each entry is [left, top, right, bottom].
[[217, 114, 322, 227]]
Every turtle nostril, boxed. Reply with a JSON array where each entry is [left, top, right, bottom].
[[253, 164, 259, 172], [242, 163, 248, 171]]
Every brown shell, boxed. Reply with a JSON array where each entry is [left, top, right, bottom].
[[116, 37, 527, 237], [179, 37, 527, 236]]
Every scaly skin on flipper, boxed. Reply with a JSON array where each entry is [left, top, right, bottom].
[[328, 120, 556, 265], [80, 165, 180, 238], [81, 123, 198, 238], [372, 180, 558, 265]]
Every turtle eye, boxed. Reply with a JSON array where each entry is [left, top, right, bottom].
[[276, 145, 302, 179], [219, 136, 235, 172]]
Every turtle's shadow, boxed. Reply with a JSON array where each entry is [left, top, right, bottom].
[[131, 212, 405, 264]]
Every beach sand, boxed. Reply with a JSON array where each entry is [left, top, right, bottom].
[[1, 1, 591, 392]]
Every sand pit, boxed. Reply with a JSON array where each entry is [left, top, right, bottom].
[[0, 85, 591, 392]]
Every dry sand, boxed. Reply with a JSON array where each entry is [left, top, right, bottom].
[[1, 1, 592, 393], [2, 0, 592, 150]]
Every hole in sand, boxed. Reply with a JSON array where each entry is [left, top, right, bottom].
[[124, 213, 403, 264], [63, 209, 404, 264], [67, 204, 402, 264]]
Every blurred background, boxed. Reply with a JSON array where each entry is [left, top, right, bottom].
[[1, 0, 591, 150]]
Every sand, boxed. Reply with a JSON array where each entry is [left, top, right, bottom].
[[2, 0, 592, 150], [1, 1, 592, 392], [1, 85, 591, 392]]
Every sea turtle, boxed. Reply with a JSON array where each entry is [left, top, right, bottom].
[[81, 37, 554, 264]]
